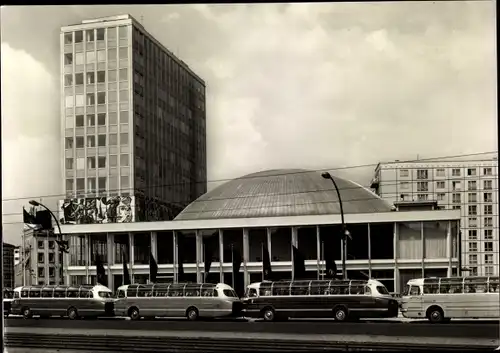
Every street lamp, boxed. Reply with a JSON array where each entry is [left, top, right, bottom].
[[321, 172, 351, 280]]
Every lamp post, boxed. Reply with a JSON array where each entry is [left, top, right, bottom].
[[29, 200, 68, 284], [321, 172, 350, 280]]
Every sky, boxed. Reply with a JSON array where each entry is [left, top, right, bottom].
[[1, 3, 497, 245]]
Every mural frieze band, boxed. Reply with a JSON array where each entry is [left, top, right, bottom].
[[59, 196, 135, 225]]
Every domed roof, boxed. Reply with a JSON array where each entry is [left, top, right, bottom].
[[175, 169, 392, 221]]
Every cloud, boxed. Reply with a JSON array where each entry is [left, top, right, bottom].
[[1, 43, 61, 245]]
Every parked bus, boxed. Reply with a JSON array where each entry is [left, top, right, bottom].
[[10, 284, 115, 320], [401, 276, 500, 323], [242, 279, 399, 322], [114, 282, 243, 321], [3, 288, 13, 317]]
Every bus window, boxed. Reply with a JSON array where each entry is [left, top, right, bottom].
[[21, 290, 29, 298], [14, 291, 20, 299], [41, 290, 53, 298], [376, 286, 390, 295], [54, 289, 65, 298], [66, 290, 79, 298], [223, 289, 237, 298], [272, 282, 290, 296], [29, 290, 41, 298], [247, 288, 258, 298], [153, 287, 168, 297], [167, 285, 184, 297], [350, 284, 364, 295], [98, 291, 112, 298], [291, 282, 310, 296], [423, 284, 439, 294], [364, 286, 371, 295], [331, 283, 349, 295], [126, 288, 137, 297], [117, 290, 126, 298], [184, 286, 200, 297], [137, 287, 152, 297], [409, 286, 420, 296], [259, 283, 272, 297], [79, 290, 91, 298]]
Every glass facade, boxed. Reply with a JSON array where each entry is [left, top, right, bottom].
[[61, 17, 207, 222]]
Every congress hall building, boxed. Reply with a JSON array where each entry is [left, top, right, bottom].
[[59, 169, 461, 294]]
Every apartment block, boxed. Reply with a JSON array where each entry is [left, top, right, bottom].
[[59, 14, 207, 225], [371, 158, 498, 276]]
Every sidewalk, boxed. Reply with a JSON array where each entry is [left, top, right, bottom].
[[5, 326, 499, 347]]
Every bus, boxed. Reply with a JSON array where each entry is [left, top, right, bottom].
[[114, 282, 243, 321], [242, 279, 399, 322], [3, 288, 14, 317], [401, 276, 500, 323], [10, 284, 115, 320]]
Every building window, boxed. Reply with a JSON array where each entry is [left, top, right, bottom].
[[64, 74, 73, 86], [97, 28, 105, 41], [38, 241, 44, 249], [98, 156, 106, 168], [469, 242, 477, 252], [75, 53, 84, 66], [49, 267, 56, 277], [88, 178, 97, 193], [65, 137, 74, 149], [108, 90, 117, 103], [485, 242, 494, 252], [469, 217, 477, 227], [98, 134, 106, 146], [48, 241, 55, 249], [87, 114, 95, 126], [97, 50, 106, 62], [65, 96, 74, 108], [484, 217, 493, 227], [120, 111, 129, 124], [75, 136, 84, 149], [484, 167, 492, 176], [417, 182, 428, 192], [87, 156, 96, 169], [416, 169, 428, 179], [467, 168, 477, 176], [87, 136, 96, 148], [64, 32, 73, 44], [97, 71, 106, 83], [485, 266, 494, 276], [119, 26, 128, 38], [98, 113, 106, 125], [76, 94, 85, 107], [452, 193, 461, 203], [468, 193, 477, 203], [64, 53, 73, 65], [38, 252, 45, 263], [417, 194, 428, 201], [86, 93, 95, 106], [120, 133, 129, 145], [109, 155, 118, 167], [86, 51, 96, 64], [468, 230, 477, 240], [86, 72, 95, 84], [469, 254, 477, 265], [119, 69, 128, 81], [468, 205, 477, 215], [484, 229, 493, 240], [75, 73, 84, 85], [484, 193, 493, 202], [468, 181, 477, 190], [400, 182, 409, 190], [452, 181, 461, 190], [66, 158, 74, 170], [436, 181, 445, 189], [107, 27, 117, 40], [98, 177, 107, 193], [121, 176, 129, 189], [452, 205, 461, 210], [75, 115, 84, 127], [38, 267, 45, 278], [484, 180, 493, 190], [484, 205, 493, 215], [109, 133, 118, 146], [49, 254, 55, 264], [76, 178, 85, 193], [452, 168, 461, 176], [76, 157, 85, 170], [66, 179, 74, 194], [485, 254, 494, 264], [86, 30, 95, 42], [436, 168, 445, 177], [119, 47, 128, 59], [120, 154, 129, 166], [97, 92, 106, 105]]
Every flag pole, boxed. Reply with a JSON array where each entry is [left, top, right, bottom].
[[203, 242, 206, 283], [321, 241, 325, 281], [261, 242, 264, 282], [231, 243, 234, 287], [22, 227, 26, 286]]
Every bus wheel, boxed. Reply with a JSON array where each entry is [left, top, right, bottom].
[[186, 307, 199, 321], [333, 306, 348, 322], [128, 307, 140, 321], [262, 307, 275, 322], [67, 307, 79, 320], [427, 306, 444, 323], [22, 307, 32, 319]]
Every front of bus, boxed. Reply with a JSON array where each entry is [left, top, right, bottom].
[[94, 285, 115, 317], [369, 280, 399, 318], [241, 282, 262, 319], [216, 283, 243, 317]]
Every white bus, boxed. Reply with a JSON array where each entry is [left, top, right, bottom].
[[10, 284, 115, 320], [114, 282, 243, 321], [242, 279, 399, 322], [400, 276, 500, 323]]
